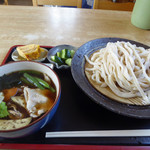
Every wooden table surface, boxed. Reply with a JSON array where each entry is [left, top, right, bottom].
[[0, 5, 150, 64], [0, 5, 150, 149]]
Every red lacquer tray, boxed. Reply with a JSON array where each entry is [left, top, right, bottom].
[[1, 45, 150, 149]]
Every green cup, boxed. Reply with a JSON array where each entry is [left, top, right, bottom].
[[131, 0, 150, 30]]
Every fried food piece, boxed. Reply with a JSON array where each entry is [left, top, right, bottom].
[[0, 117, 32, 130], [17, 44, 41, 60]]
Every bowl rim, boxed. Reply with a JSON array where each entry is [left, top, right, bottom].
[[0, 61, 61, 133]]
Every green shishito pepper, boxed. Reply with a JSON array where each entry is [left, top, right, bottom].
[[35, 77, 56, 93], [23, 73, 56, 92], [23, 73, 45, 90], [20, 77, 35, 87]]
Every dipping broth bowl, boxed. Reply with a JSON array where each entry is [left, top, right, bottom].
[[0, 61, 61, 138]]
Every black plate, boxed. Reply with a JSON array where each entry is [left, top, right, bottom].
[[71, 37, 150, 119]]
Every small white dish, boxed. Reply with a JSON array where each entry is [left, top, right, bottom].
[[11, 48, 48, 62]]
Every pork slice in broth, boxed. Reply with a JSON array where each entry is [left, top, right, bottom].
[[24, 87, 55, 118]]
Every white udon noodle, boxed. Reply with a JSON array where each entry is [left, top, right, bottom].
[[85, 41, 150, 105]]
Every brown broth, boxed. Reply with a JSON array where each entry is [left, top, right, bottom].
[[1, 70, 56, 122]]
